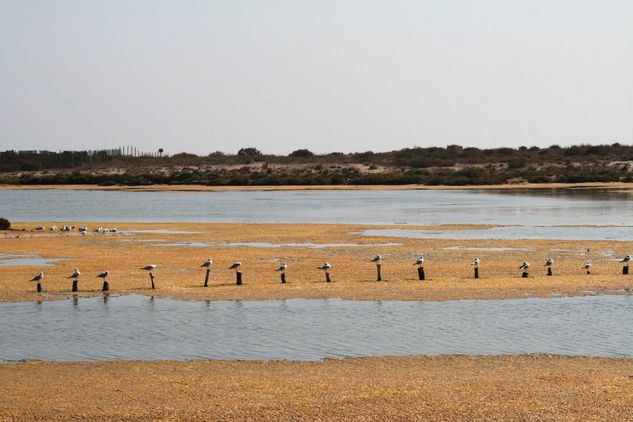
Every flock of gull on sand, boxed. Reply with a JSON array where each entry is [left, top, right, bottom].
[[21, 226, 633, 290], [25, 253, 633, 291]]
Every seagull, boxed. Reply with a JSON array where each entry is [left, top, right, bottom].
[[276, 262, 288, 272], [545, 258, 554, 267], [621, 255, 632, 263], [583, 262, 592, 270], [201, 258, 213, 268], [141, 264, 157, 271], [68, 268, 80, 279], [30, 272, 44, 282], [49, 226, 57, 231], [318, 262, 331, 271], [35, 226, 45, 231], [229, 262, 242, 270], [414, 257, 425, 266], [472, 258, 480, 266], [97, 270, 109, 280], [519, 262, 530, 270], [94, 226, 102, 233], [370, 254, 382, 262]]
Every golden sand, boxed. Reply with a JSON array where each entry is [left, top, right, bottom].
[[1, 222, 631, 302], [1, 355, 632, 421]]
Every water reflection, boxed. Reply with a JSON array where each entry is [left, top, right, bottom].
[[2, 294, 633, 362]]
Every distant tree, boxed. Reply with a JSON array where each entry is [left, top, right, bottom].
[[289, 149, 314, 158], [237, 147, 262, 156]]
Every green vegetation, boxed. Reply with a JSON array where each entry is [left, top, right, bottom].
[[1, 143, 631, 186]]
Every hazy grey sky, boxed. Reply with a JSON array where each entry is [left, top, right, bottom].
[[1, 0, 631, 155]]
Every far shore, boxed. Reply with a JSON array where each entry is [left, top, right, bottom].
[[2, 181, 633, 192]]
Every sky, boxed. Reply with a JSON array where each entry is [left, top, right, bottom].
[[1, 0, 632, 156]]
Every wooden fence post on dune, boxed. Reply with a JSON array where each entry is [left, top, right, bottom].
[[522, 271, 528, 278], [417, 267, 425, 280], [325, 272, 331, 282], [474, 267, 479, 279], [72, 280, 78, 292], [624, 265, 629, 275], [547, 267, 552, 276], [376, 264, 382, 281], [204, 269, 211, 287], [149, 272, 155, 289], [281, 273, 286, 284], [236, 271, 242, 285], [102, 281, 109, 291], [36, 282, 42, 293]]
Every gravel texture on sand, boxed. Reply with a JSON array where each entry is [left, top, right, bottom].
[[1, 355, 633, 421]]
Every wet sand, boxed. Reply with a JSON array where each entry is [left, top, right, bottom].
[[1, 222, 631, 303], [1, 355, 632, 421]]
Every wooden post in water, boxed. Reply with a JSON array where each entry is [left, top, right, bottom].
[[624, 265, 629, 275], [149, 272, 155, 289], [236, 271, 242, 285], [417, 267, 425, 280], [102, 281, 109, 291], [204, 269, 211, 287], [325, 272, 331, 282], [474, 267, 479, 279], [281, 272, 286, 284], [37, 282, 42, 293], [376, 264, 382, 281], [72, 280, 78, 292], [547, 267, 552, 276]]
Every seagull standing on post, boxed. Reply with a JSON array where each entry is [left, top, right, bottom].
[[30, 272, 44, 282], [519, 262, 530, 271], [414, 257, 425, 266], [472, 258, 480, 266], [276, 262, 288, 272], [201, 258, 213, 268], [229, 262, 242, 271], [370, 254, 382, 263], [318, 262, 331, 271], [545, 258, 554, 267]]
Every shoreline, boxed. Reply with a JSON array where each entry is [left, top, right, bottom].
[[2, 354, 632, 420], [2, 181, 633, 192]]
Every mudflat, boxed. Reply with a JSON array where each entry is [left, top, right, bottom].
[[1, 222, 631, 302]]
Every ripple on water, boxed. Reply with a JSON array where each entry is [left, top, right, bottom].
[[2, 294, 633, 362]]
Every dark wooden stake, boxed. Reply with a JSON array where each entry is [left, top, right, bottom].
[[586, 270, 591, 275], [376, 264, 382, 281], [37, 282, 42, 293], [72, 280, 78, 292], [325, 272, 331, 282], [236, 271, 242, 285], [547, 267, 552, 276], [204, 269, 211, 287], [522, 272, 528, 278], [474, 267, 479, 279], [417, 266, 425, 280], [102, 281, 109, 291], [624, 265, 629, 275], [149, 272, 155, 289], [281, 272, 286, 283]]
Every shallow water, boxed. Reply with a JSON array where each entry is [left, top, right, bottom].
[[2, 188, 633, 226], [2, 294, 633, 362], [0, 253, 69, 267]]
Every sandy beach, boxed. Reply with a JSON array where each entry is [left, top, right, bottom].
[[1, 355, 632, 421]]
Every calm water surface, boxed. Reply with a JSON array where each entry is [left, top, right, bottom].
[[2, 188, 633, 226], [2, 294, 633, 362]]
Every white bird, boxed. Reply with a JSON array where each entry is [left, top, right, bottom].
[[472, 258, 480, 266], [35, 226, 45, 231], [318, 262, 331, 271], [97, 270, 109, 279], [110, 228, 118, 234], [414, 257, 425, 266], [201, 258, 213, 268], [370, 254, 382, 262], [71, 225, 76, 230], [276, 262, 288, 272], [621, 255, 632, 263], [49, 226, 57, 231], [30, 272, 44, 282], [80, 230, 87, 235], [141, 264, 157, 271], [68, 268, 80, 279], [583, 262, 592, 270], [94, 226, 102, 233], [545, 258, 554, 267], [229, 262, 242, 270], [519, 262, 530, 270]]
